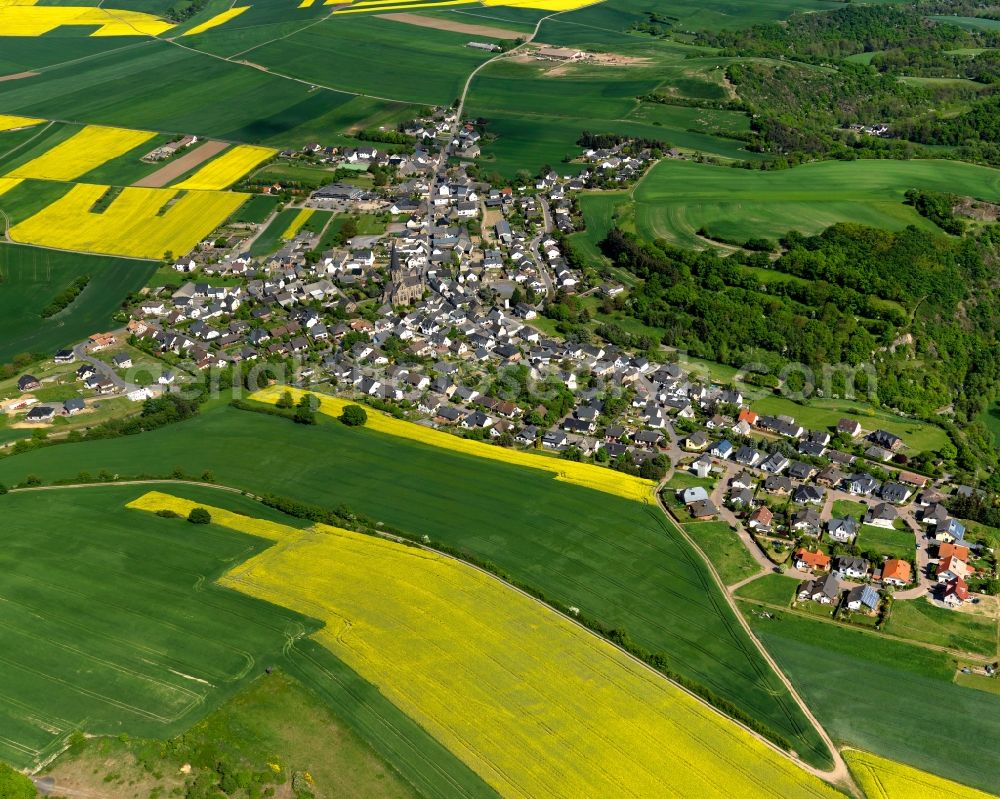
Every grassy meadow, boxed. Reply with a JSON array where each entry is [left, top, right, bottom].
[[628, 158, 1000, 247], [0, 245, 155, 362], [0, 403, 832, 766], [745, 608, 1000, 794], [44, 669, 422, 799], [683, 520, 762, 585], [884, 599, 998, 657]]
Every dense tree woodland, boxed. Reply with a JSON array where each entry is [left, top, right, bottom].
[[664, 5, 1000, 166], [594, 223, 1000, 484]]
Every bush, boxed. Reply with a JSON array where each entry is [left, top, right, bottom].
[[156, 509, 180, 518], [187, 507, 211, 525], [0, 763, 37, 799], [340, 404, 367, 427]]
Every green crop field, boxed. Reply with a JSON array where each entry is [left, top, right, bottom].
[[0, 404, 833, 767], [249, 209, 300, 256], [467, 54, 763, 177], [0, 41, 415, 149], [241, 16, 495, 107], [0, 483, 498, 799], [629, 158, 1000, 248], [683, 520, 761, 585], [885, 599, 998, 657], [0, 485, 312, 768], [745, 608, 1000, 794], [0, 245, 155, 362], [857, 525, 915, 560], [229, 194, 279, 224]]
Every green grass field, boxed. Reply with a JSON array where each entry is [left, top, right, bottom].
[[45, 669, 421, 799], [745, 608, 1000, 794], [0, 484, 498, 798], [858, 525, 915, 561], [0, 245, 155, 362], [885, 599, 998, 657], [736, 574, 799, 606], [683, 520, 761, 585], [0, 404, 833, 767], [630, 158, 1000, 248], [748, 395, 950, 453], [978, 400, 1000, 447]]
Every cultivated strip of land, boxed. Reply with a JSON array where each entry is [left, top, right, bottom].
[[132, 140, 229, 188], [378, 11, 523, 38]]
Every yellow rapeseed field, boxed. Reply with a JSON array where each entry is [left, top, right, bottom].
[[0, 114, 43, 132], [482, 0, 597, 10], [128, 492, 841, 799], [9, 183, 247, 259], [844, 750, 997, 799], [331, 0, 477, 11], [6, 124, 155, 181], [173, 144, 276, 190], [0, 3, 173, 36], [250, 386, 657, 502], [282, 208, 313, 238], [126, 492, 299, 542], [182, 6, 249, 35]]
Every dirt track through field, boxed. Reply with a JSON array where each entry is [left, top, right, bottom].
[[379, 11, 522, 39], [0, 71, 38, 82], [132, 139, 230, 188]]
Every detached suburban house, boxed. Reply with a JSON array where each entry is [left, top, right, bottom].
[[794, 548, 831, 572], [879, 558, 912, 587], [846, 584, 880, 614]]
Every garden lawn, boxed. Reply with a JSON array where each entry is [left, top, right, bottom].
[[832, 500, 868, 520], [684, 521, 760, 585], [0, 403, 832, 767], [884, 599, 998, 657], [736, 574, 799, 607], [858, 525, 915, 561]]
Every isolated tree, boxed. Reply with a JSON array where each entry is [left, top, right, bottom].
[[188, 507, 211, 525], [294, 394, 317, 425], [276, 390, 295, 409], [340, 404, 367, 427]]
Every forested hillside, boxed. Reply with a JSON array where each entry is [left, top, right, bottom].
[[596, 222, 1000, 483]]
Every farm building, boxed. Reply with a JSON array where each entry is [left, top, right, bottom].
[[538, 46, 584, 60]]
